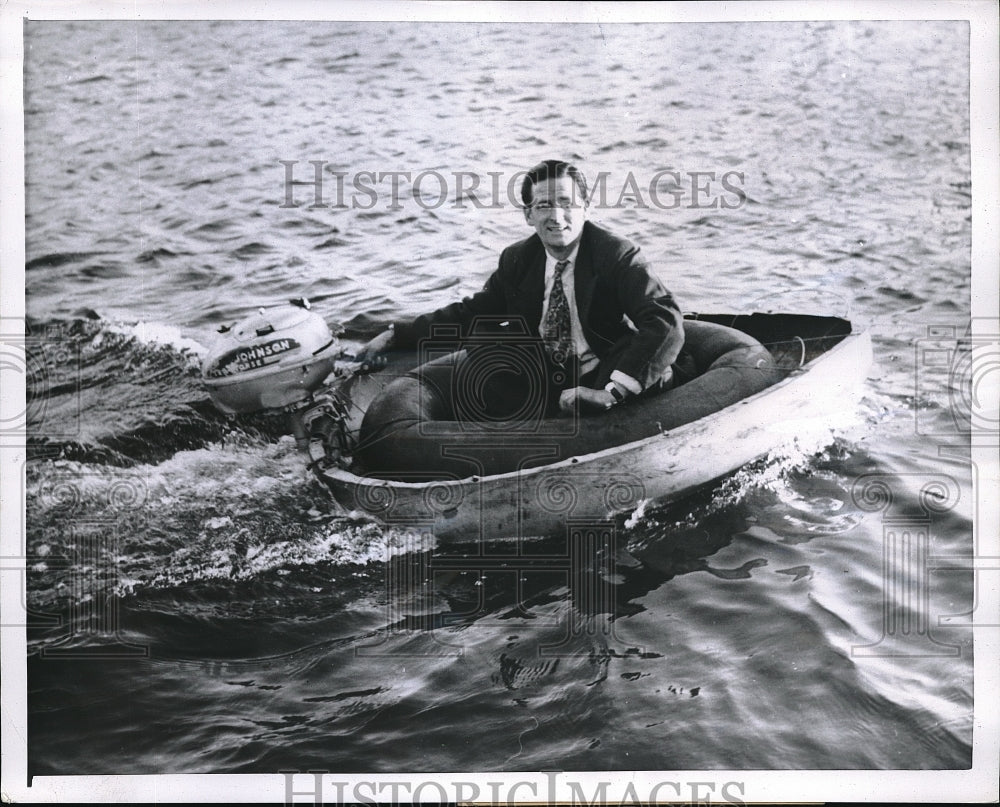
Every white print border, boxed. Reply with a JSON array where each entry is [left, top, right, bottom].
[[2, 1, 998, 806]]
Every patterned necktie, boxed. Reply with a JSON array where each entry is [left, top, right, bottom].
[[542, 259, 572, 366]]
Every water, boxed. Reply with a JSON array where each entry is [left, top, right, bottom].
[[20, 19, 978, 779]]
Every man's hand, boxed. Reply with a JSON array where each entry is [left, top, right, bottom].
[[558, 386, 615, 415], [353, 328, 395, 370]]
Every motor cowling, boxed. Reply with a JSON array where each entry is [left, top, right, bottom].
[[201, 300, 341, 415]]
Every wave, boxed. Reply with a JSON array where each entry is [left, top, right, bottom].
[[24, 315, 282, 466], [136, 247, 189, 264], [230, 241, 275, 259], [26, 251, 105, 271], [69, 73, 111, 84]]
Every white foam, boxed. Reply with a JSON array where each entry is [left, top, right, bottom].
[[103, 319, 208, 357]]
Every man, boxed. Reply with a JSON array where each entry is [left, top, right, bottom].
[[357, 159, 685, 416]]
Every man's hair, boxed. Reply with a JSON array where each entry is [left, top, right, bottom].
[[521, 159, 590, 207]]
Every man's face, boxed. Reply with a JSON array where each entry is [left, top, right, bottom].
[[524, 175, 588, 257]]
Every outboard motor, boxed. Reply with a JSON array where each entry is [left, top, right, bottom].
[[201, 298, 354, 466]]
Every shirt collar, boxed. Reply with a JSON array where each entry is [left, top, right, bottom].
[[544, 243, 581, 276]]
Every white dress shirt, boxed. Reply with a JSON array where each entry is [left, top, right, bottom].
[[539, 246, 643, 393]]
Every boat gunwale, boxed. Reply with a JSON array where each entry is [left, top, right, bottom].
[[321, 321, 871, 492]]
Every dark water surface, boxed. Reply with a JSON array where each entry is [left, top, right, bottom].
[[22, 20, 976, 775]]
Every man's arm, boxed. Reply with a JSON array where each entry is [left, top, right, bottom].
[[559, 243, 682, 414], [607, 247, 684, 391]]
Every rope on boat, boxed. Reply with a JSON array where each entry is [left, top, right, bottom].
[[794, 335, 807, 368]]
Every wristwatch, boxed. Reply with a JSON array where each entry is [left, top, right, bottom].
[[604, 382, 626, 405]]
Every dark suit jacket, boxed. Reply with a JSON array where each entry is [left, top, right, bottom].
[[392, 221, 684, 390]]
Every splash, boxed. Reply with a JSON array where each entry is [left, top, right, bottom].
[[101, 318, 208, 359], [26, 436, 434, 607], [623, 410, 873, 544]]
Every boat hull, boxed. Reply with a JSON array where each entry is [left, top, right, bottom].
[[319, 316, 872, 540]]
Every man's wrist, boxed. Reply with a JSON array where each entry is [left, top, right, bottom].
[[609, 370, 643, 396], [604, 381, 627, 405]]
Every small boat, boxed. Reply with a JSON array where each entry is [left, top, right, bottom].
[[202, 303, 872, 540]]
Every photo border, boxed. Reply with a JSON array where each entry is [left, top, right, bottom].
[[2, 0, 997, 803]]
